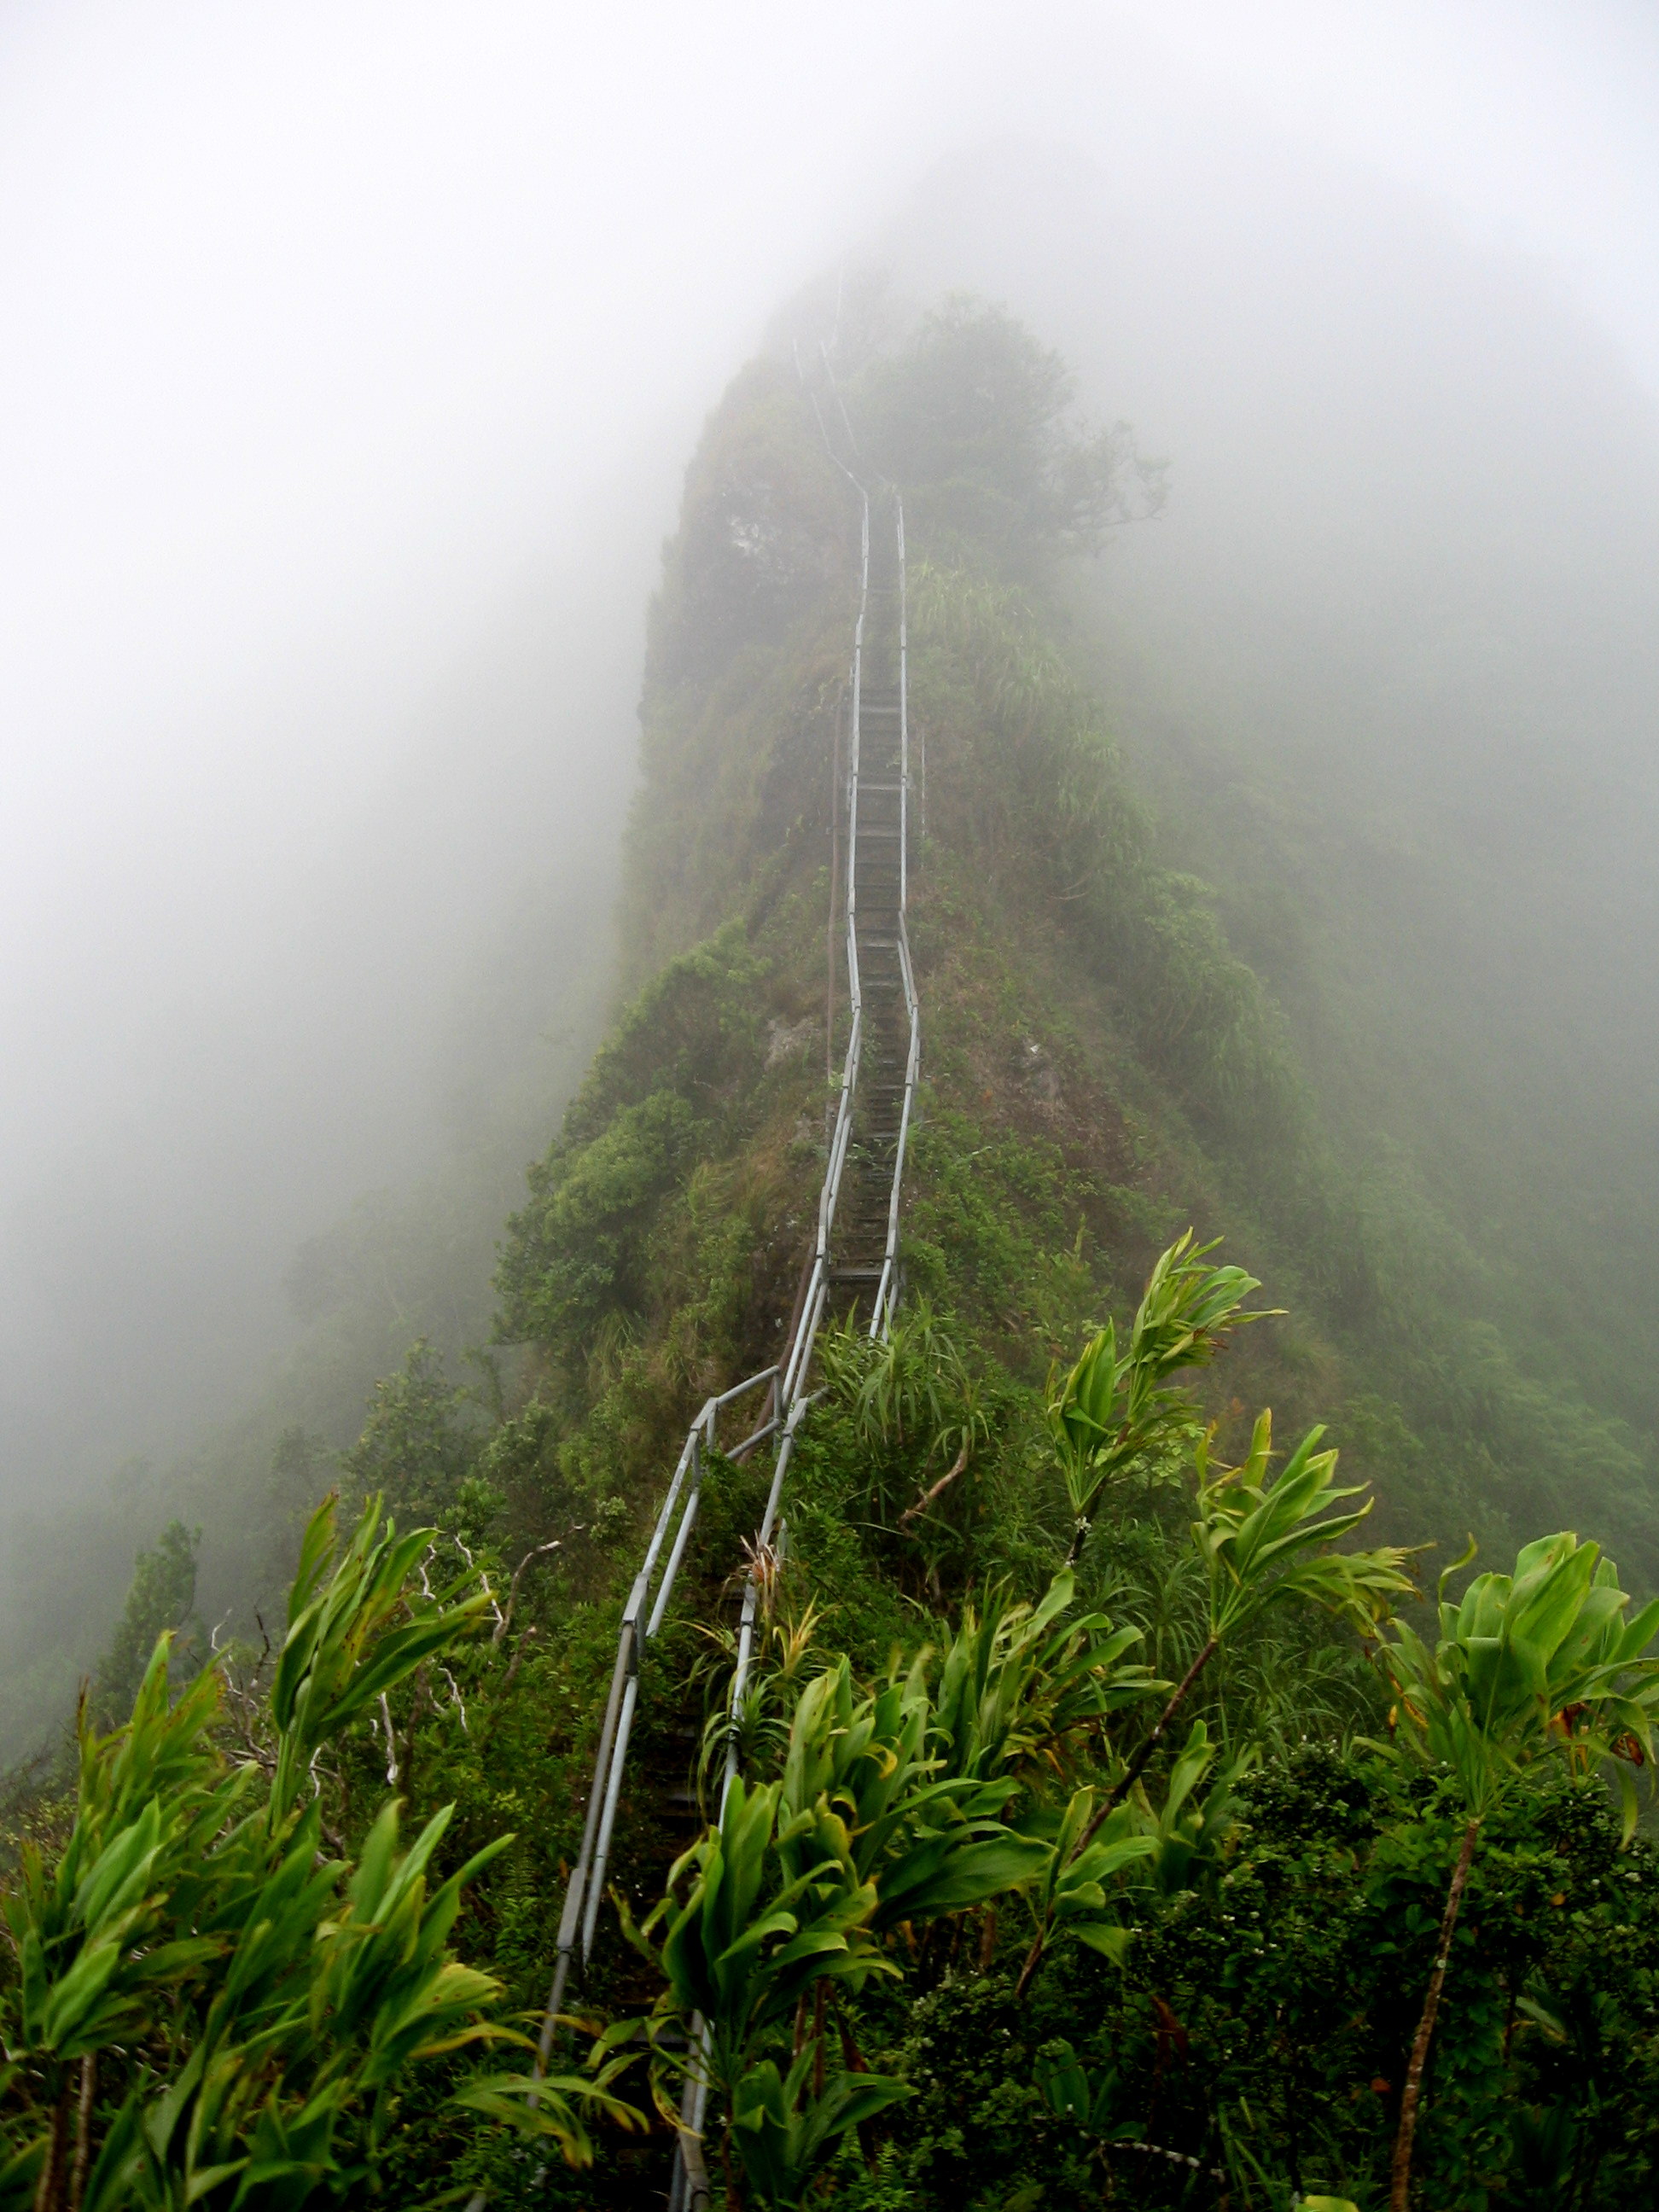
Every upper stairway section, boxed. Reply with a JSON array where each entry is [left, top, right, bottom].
[[826, 486, 917, 1338]]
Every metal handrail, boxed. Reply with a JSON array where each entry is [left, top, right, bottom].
[[869, 492, 917, 1339], [535, 352, 919, 2212], [720, 454, 874, 1776], [533, 1365, 779, 2052]]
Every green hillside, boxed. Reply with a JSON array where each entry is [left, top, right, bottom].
[[7, 298, 1659, 2211]]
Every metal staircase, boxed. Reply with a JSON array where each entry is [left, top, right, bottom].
[[527, 376, 917, 2209], [828, 492, 918, 1336]]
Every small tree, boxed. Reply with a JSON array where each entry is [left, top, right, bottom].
[[90, 1522, 201, 1729], [1376, 1532, 1659, 2211], [342, 1341, 481, 1528], [857, 296, 1166, 565], [1047, 1233, 1267, 1562], [1017, 1412, 1416, 1994]]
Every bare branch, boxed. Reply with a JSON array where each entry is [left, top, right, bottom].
[[439, 1666, 469, 1734], [898, 1440, 971, 1531], [493, 1540, 565, 1645]]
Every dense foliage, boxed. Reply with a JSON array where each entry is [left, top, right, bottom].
[[9, 292, 1659, 2210], [0, 1498, 637, 2209]]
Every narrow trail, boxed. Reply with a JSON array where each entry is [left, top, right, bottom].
[[526, 375, 917, 2207]]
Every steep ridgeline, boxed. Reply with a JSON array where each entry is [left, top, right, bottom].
[[473, 297, 1659, 2087], [143, 294, 1659, 2212], [469, 308, 1333, 2212]]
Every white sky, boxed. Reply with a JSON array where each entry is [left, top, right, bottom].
[[1, 0, 1657, 1481]]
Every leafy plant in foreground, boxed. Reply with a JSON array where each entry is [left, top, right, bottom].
[[1374, 1531, 1659, 2210], [626, 1773, 905, 2208], [629, 1571, 1156, 2205], [1016, 1411, 1416, 1994], [0, 1494, 635, 2210], [1046, 1232, 1266, 1562], [918, 1569, 1160, 1795]]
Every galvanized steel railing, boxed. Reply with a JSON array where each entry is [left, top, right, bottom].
[[533, 373, 917, 2206], [533, 1367, 782, 2051], [870, 497, 918, 1339]]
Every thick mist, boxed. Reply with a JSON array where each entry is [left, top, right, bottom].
[[4, 1, 1659, 1742], [0, 0, 946, 1516], [876, 125, 1659, 1440]]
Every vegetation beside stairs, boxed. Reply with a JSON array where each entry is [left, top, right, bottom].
[[9, 295, 1659, 2210]]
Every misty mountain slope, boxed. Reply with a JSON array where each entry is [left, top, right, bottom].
[[284, 298, 1656, 2058], [271, 295, 1659, 2207], [516, 294, 1649, 1582], [872, 137, 1659, 1472], [15, 291, 1659, 2212], [0, 863, 614, 1763]]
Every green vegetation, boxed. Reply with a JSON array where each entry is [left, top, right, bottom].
[[88, 1522, 201, 1734], [0, 1498, 636, 2209], [9, 290, 1659, 2208]]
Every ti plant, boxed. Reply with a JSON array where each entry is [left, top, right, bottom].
[[1097, 1411, 1414, 1832], [1016, 1411, 1417, 1994], [918, 1569, 1161, 1795], [0, 1494, 635, 2212], [773, 1659, 1051, 1935], [266, 1495, 493, 1825], [625, 1773, 907, 2209], [1013, 1784, 1156, 1983], [1047, 1232, 1267, 1562], [629, 1571, 1153, 2205], [1373, 1532, 1659, 2212]]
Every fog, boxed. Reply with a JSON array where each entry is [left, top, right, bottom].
[[873, 116, 1659, 1429], [3, 3, 1659, 1672], [0, 0, 945, 1493]]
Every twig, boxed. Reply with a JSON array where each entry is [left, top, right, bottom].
[[1111, 2139, 1224, 2180], [42, 2079, 69, 2212], [493, 1540, 566, 1645], [1391, 1815, 1481, 2210], [439, 1666, 469, 1733], [897, 1441, 970, 1529], [495, 1627, 537, 1707], [68, 2052, 96, 2212], [1081, 1638, 1219, 1842], [1016, 1635, 1219, 1998]]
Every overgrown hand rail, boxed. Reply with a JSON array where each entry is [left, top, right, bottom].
[[535, 363, 918, 2212]]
